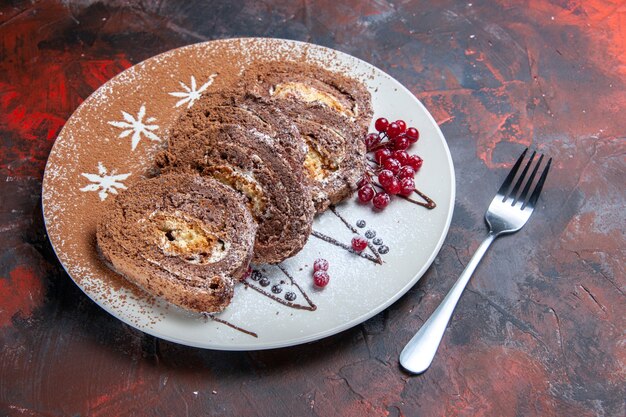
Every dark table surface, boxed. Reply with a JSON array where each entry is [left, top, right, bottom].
[[1, 1, 624, 416]]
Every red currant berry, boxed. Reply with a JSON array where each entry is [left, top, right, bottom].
[[399, 177, 415, 196], [385, 178, 401, 195], [375, 148, 392, 164], [365, 133, 381, 150], [407, 155, 423, 171], [398, 165, 416, 179], [386, 122, 402, 138], [351, 236, 368, 252], [313, 270, 330, 287], [395, 120, 407, 133], [392, 136, 410, 151], [378, 170, 395, 187], [383, 158, 401, 175], [358, 185, 375, 203], [374, 117, 389, 133], [314, 258, 329, 271], [357, 176, 369, 188], [372, 192, 391, 210], [392, 150, 409, 165], [406, 127, 419, 143]]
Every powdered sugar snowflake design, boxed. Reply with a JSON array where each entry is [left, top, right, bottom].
[[80, 162, 131, 201], [108, 104, 160, 151], [168, 74, 217, 108]]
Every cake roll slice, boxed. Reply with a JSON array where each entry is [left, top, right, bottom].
[[163, 124, 315, 264], [243, 61, 373, 212], [163, 89, 307, 180], [96, 172, 257, 313], [244, 60, 373, 137], [274, 100, 367, 211]]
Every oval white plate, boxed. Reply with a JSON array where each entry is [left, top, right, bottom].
[[42, 38, 455, 350]]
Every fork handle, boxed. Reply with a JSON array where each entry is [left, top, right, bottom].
[[400, 232, 497, 374]]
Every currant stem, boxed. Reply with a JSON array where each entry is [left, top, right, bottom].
[[368, 142, 390, 153]]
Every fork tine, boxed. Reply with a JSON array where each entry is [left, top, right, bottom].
[[518, 153, 544, 205], [498, 148, 528, 198], [510, 150, 536, 204], [524, 157, 552, 209]]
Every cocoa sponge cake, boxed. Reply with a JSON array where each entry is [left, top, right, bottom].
[[245, 61, 373, 134], [243, 61, 373, 212], [96, 172, 257, 313], [162, 89, 307, 177], [161, 124, 315, 264]]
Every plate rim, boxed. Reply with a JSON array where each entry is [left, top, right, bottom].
[[42, 37, 456, 350]]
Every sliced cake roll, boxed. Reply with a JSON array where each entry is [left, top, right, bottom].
[[163, 124, 315, 264], [242, 61, 373, 212], [272, 99, 367, 211], [244, 61, 373, 135], [163, 89, 307, 179], [96, 172, 257, 313]]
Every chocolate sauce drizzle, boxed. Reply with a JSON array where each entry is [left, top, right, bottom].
[[407, 187, 436, 209], [310, 230, 382, 264], [203, 264, 317, 338], [371, 181, 436, 209], [277, 265, 317, 310], [329, 206, 383, 264], [244, 265, 317, 311], [203, 313, 258, 338]]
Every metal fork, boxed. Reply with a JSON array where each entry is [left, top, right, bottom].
[[400, 148, 552, 374]]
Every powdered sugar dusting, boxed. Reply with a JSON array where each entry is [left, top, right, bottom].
[[108, 104, 161, 151], [169, 74, 218, 108], [79, 162, 131, 201], [249, 128, 275, 146]]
